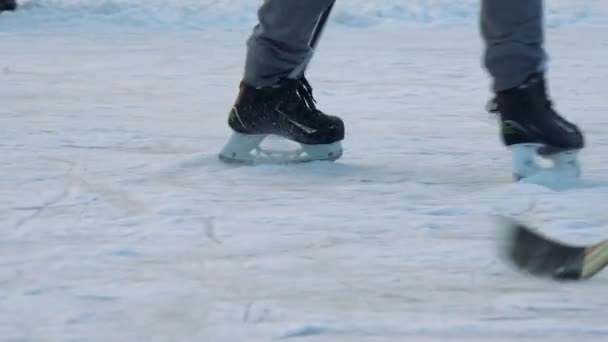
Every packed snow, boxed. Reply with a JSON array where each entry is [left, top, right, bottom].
[[2, 1, 608, 341]]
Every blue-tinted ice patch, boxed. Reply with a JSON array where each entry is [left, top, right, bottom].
[[111, 248, 139, 257], [279, 325, 331, 339], [76, 294, 119, 302], [425, 207, 472, 216], [23, 289, 47, 296], [66, 312, 97, 325]]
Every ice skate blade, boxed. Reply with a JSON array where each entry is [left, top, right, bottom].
[[218, 132, 342, 165], [511, 143, 581, 181]]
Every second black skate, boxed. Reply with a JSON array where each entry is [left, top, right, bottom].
[[489, 73, 584, 180]]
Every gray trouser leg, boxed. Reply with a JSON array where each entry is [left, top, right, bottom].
[[243, 0, 334, 87], [481, 0, 546, 91]]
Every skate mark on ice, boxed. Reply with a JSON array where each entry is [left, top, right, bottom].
[[424, 207, 475, 216], [14, 156, 148, 228], [22, 286, 69, 296], [48, 157, 149, 217], [277, 323, 608, 339], [176, 154, 243, 171], [143, 154, 243, 188], [75, 294, 119, 302], [14, 157, 78, 228], [23, 289, 47, 296], [66, 312, 97, 325], [111, 248, 140, 257], [242, 302, 272, 324], [277, 324, 422, 339], [279, 325, 329, 339], [59, 141, 198, 155], [204, 217, 222, 244]]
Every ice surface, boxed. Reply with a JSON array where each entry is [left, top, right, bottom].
[[2, 1, 608, 341], [1, 0, 607, 31]]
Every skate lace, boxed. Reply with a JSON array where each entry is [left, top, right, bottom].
[[295, 77, 319, 114]]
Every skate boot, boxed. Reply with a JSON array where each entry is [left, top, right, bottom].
[[489, 73, 584, 180], [0, 0, 17, 12], [219, 77, 344, 164]]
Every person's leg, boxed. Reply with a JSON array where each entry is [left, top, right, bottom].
[[244, 0, 335, 87], [481, 0, 545, 91], [481, 0, 584, 180]]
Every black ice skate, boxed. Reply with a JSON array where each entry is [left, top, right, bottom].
[[488, 73, 584, 180], [0, 0, 17, 12], [219, 77, 344, 164]]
